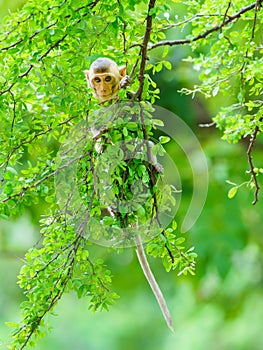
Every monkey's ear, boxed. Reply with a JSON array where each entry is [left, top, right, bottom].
[[119, 65, 126, 78], [83, 70, 91, 87], [83, 70, 89, 79]]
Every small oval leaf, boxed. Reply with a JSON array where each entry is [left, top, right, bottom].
[[159, 136, 170, 144], [228, 186, 238, 199]]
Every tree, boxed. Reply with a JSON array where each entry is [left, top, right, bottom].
[[0, 0, 262, 348]]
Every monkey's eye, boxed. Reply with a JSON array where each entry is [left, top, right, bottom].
[[94, 77, 101, 83], [105, 76, 112, 82]]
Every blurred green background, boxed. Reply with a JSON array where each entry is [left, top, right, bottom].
[[1, 1, 263, 349]]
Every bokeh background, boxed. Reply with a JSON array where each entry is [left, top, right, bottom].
[[1, 1, 263, 349]]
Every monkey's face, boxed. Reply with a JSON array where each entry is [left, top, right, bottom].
[[90, 73, 120, 102], [84, 58, 127, 103]]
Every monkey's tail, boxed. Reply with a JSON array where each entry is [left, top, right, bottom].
[[135, 234, 174, 332]]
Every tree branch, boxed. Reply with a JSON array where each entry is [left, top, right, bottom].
[[1, 149, 92, 204], [133, 0, 156, 100], [0, 0, 101, 97], [247, 125, 260, 205], [1, 115, 78, 175], [1, 21, 58, 52], [0, 0, 99, 45], [18, 235, 83, 350], [0, 35, 67, 96], [251, 0, 262, 38], [149, 1, 262, 50]]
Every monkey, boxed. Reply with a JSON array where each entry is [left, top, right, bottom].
[[83, 58, 163, 172], [83, 57, 173, 332], [84, 57, 130, 103]]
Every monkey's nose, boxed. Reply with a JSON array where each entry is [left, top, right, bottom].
[[100, 85, 107, 93]]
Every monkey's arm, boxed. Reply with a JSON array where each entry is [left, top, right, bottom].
[[135, 234, 174, 332]]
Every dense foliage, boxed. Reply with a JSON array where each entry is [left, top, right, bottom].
[[0, 0, 262, 348]]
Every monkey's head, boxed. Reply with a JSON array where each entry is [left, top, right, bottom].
[[84, 57, 126, 103]]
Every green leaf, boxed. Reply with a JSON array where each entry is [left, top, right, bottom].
[[159, 136, 170, 144], [162, 46, 169, 59], [136, 206, 145, 218], [149, 8, 156, 16], [123, 127, 128, 137], [228, 186, 238, 199], [212, 86, 219, 96], [153, 119, 164, 127], [126, 122, 138, 130], [155, 62, 162, 73], [0, 214, 9, 220], [103, 216, 115, 226], [171, 220, 177, 230], [163, 61, 172, 70], [5, 322, 20, 328], [6, 166, 18, 175]]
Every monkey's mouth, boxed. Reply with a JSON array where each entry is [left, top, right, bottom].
[[100, 93, 114, 100]]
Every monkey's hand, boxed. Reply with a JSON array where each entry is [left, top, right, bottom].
[[120, 75, 131, 89], [154, 162, 164, 174]]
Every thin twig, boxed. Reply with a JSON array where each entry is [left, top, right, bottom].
[[222, 2, 232, 28], [199, 121, 216, 128], [251, 0, 262, 38], [158, 14, 232, 32], [9, 91, 17, 133], [247, 125, 260, 205]]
